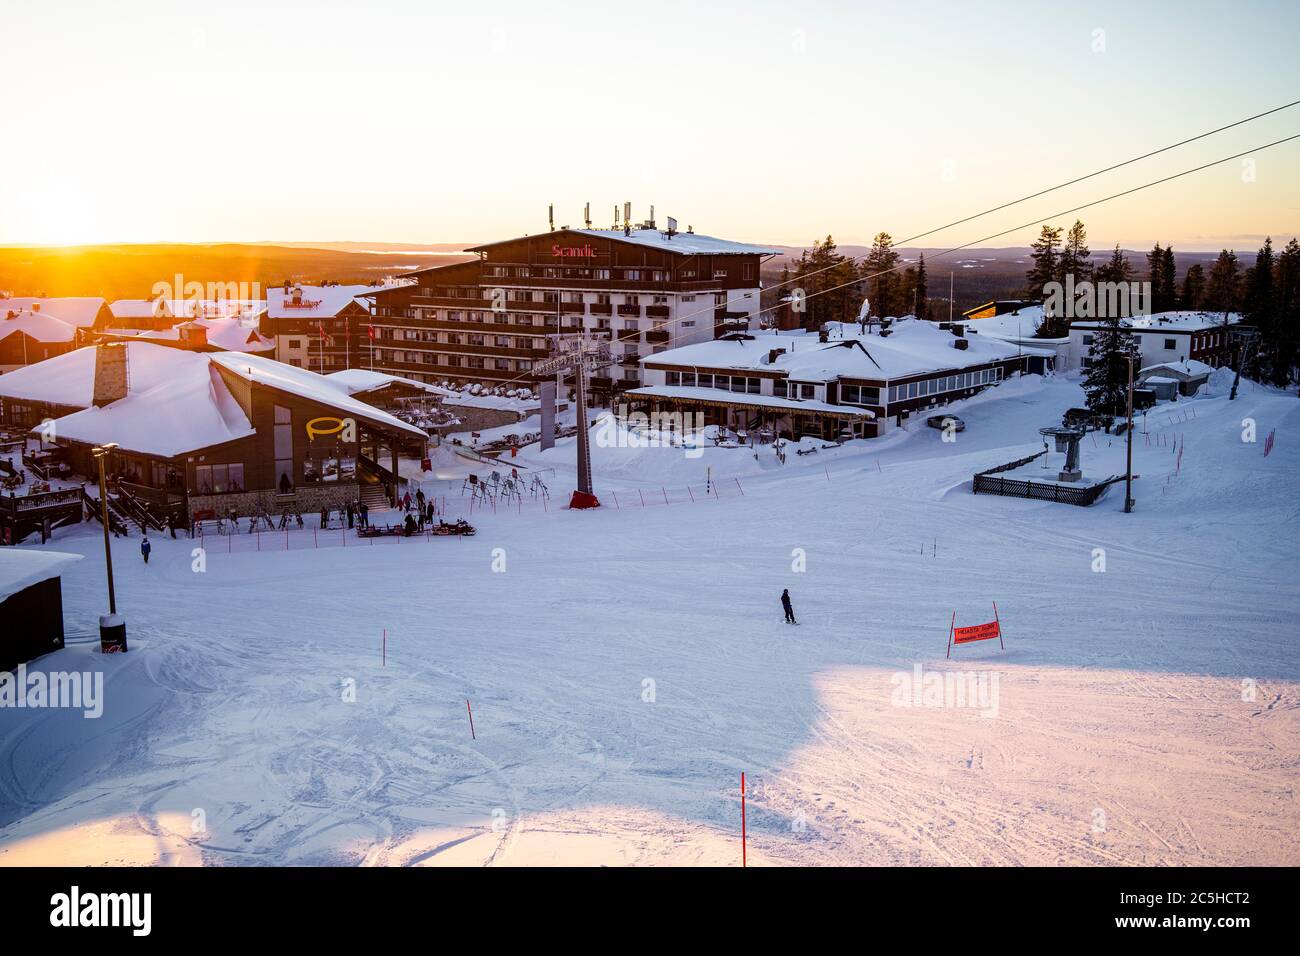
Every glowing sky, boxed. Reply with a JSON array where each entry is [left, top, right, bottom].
[[1, 0, 1297, 250]]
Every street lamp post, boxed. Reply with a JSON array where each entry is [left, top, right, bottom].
[[1124, 358, 1135, 514], [92, 443, 128, 652]]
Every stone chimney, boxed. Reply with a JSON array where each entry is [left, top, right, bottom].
[[92, 343, 129, 407]]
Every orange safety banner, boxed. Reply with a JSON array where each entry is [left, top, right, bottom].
[[952, 620, 1000, 644]]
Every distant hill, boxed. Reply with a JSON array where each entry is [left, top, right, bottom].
[[0, 243, 475, 300]]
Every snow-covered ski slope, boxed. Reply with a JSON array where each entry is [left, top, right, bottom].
[[1, 372, 1296, 866]]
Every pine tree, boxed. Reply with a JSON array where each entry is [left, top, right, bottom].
[[1082, 314, 1141, 415], [863, 232, 902, 318], [1056, 220, 1092, 288], [790, 235, 858, 328], [1274, 239, 1300, 391], [1146, 243, 1172, 312], [1205, 250, 1241, 313], [1160, 246, 1178, 311], [1205, 250, 1241, 369], [1095, 244, 1134, 284], [1025, 225, 1063, 299], [1243, 238, 1278, 384], [913, 253, 929, 320], [1180, 264, 1206, 310]]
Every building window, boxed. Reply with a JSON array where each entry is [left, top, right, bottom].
[[1082, 334, 1094, 345], [1164, 338, 1176, 350], [273, 405, 293, 493]]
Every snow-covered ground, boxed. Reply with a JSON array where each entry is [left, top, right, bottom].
[[1, 371, 1296, 866]]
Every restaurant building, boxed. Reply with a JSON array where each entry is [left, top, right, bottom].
[[0, 342, 427, 522], [631, 319, 1037, 440]]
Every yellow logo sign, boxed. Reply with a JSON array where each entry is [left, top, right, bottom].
[[306, 416, 346, 440]]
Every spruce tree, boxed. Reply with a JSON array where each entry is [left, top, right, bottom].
[[1205, 250, 1241, 368], [1056, 220, 1092, 288], [1095, 244, 1133, 284], [1274, 239, 1300, 391], [1160, 246, 1178, 311], [914, 253, 929, 320], [1025, 225, 1062, 299], [1180, 264, 1206, 310], [1242, 238, 1278, 384], [1146, 243, 1170, 312], [1082, 314, 1141, 415], [863, 232, 902, 318]]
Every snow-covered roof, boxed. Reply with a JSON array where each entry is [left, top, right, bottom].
[[626, 385, 875, 418], [109, 299, 172, 320], [208, 353, 426, 440], [0, 297, 104, 328], [326, 369, 445, 396], [1138, 358, 1215, 379], [266, 285, 371, 319], [1073, 311, 1241, 333], [0, 343, 426, 457], [468, 228, 779, 257], [0, 549, 82, 604], [131, 317, 274, 353], [643, 319, 1027, 383], [0, 309, 78, 344], [51, 352, 256, 457], [963, 306, 1067, 344]]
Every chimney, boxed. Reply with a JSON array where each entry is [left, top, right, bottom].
[[179, 322, 208, 349], [92, 343, 130, 407], [32, 303, 40, 313], [953, 338, 970, 350]]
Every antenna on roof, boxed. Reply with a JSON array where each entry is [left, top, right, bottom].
[[584, 202, 591, 229], [648, 204, 655, 230], [666, 216, 677, 239], [548, 204, 555, 232], [613, 205, 620, 229]]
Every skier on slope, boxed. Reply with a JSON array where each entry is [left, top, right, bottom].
[[781, 588, 797, 624], [140, 535, 152, 565]]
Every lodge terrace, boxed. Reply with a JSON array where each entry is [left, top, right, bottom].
[[0, 342, 426, 527], [631, 318, 1040, 441]]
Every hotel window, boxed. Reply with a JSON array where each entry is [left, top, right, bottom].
[[715, 294, 726, 306], [682, 295, 696, 303], [495, 358, 510, 370], [743, 263, 754, 281], [680, 372, 695, 387], [1164, 338, 1176, 350], [1082, 334, 1094, 345], [773, 379, 788, 397], [624, 271, 641, 282], [447, 333, 462, 344], [468, 357, 485, 369], [447, 355, 461, 367], [730, 377, 747, 393], [468, 334, 485, 346], [288, 339, 303, 350], [594, 269, 610, 280], [273, 405, 293, 493], [194, 462, 245, 495], [519, 360, 532, 371], [495, 336, 511, 347], [625, 295, 640, 305], [667, 372, 681, 386], [595, 294, 612, 305], [697, 374, 713, 389], [653, 295, 668, 305], [681, 320, 695, 328]]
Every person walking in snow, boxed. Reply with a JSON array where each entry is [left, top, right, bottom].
[[781, 588, 797, 624], [346, 501, 355, 529], [141, 535, 152, 565], [402, 490, 412, 513], [359, 501, 369, 529], [416, 488, 425, 511]]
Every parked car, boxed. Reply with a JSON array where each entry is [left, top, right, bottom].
[[927, 414, 965, 432]]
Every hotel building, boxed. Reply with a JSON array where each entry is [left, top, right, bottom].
[[364, 222, 777, 393]]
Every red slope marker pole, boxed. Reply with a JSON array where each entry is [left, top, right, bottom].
[[994, 601, 1004, 650], [466, 699, 476, 739], [741, 771, 747, 868]]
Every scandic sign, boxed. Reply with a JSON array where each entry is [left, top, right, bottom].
[[551, 243, 601, 258]]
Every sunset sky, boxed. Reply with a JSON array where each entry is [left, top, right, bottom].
[[1, 0, 1297, 251]]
